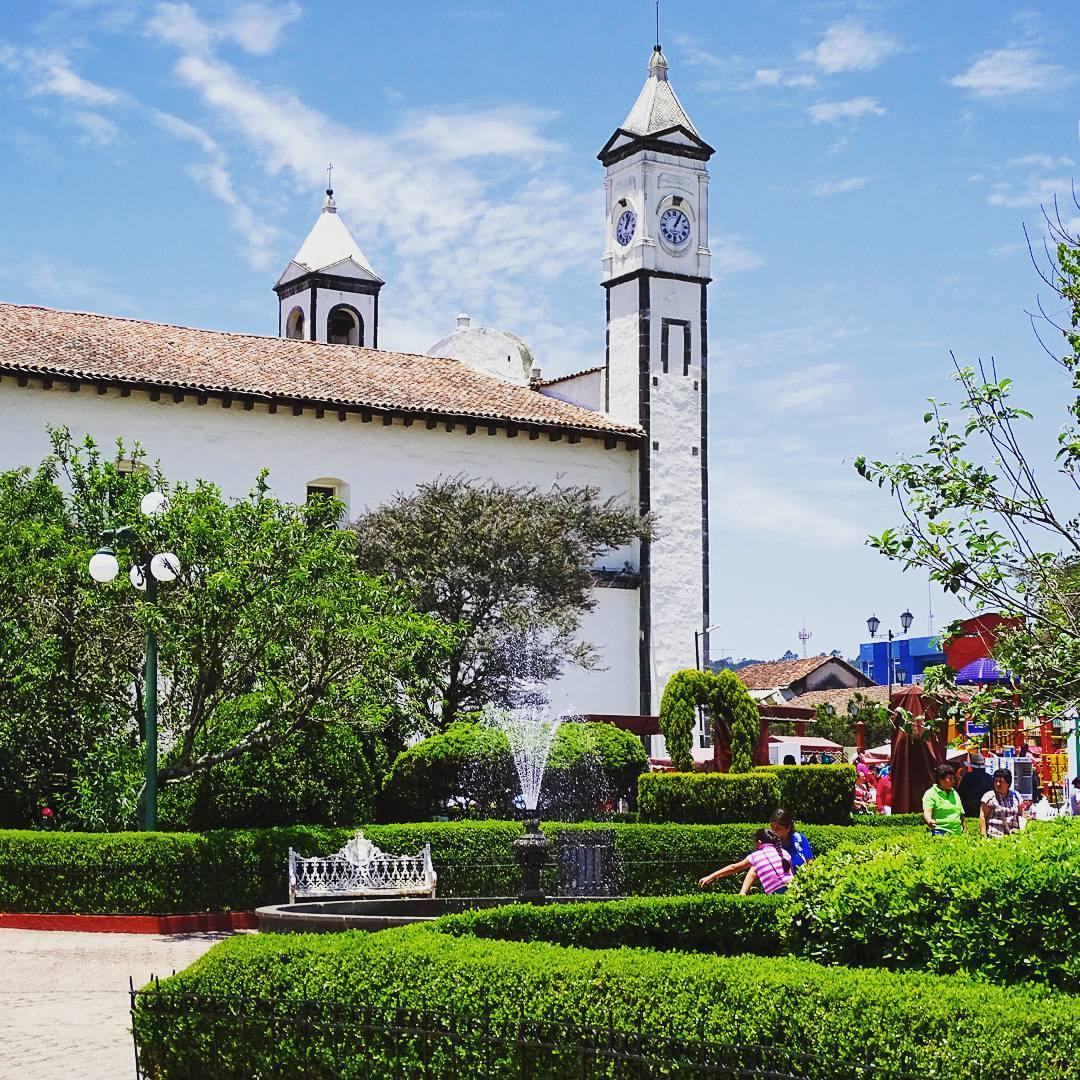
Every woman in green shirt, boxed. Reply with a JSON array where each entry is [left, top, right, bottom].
[[922, 763, 965, 836]]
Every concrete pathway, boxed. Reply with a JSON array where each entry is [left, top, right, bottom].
[[0, 928, 232, 1080]]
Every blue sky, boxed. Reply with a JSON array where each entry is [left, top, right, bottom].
[[1, 1, 1077, 661]]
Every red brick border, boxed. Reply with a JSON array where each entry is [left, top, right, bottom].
[[0, 911, 257, 933]]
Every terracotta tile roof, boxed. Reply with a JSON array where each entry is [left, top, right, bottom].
[[0, 303, 640, 440], [787, 685, 891, 711], [736, 657, 836, 690]]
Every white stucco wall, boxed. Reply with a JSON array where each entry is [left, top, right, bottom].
[[646, 276, 706, 713], [1, 380, 639, 714], [539, 369, 604, 411]]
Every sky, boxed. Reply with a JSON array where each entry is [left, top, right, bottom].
[[1, 1, 1078, 662]]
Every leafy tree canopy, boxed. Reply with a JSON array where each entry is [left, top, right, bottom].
[[0, 430, 448, 828], [352, 477, 649, 726], [855, 201, 1080, 720]]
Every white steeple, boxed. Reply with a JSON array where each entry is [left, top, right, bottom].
[[621, 46, 698, 137], [277, 188, 381, 288], [274, 184, 384, 347]]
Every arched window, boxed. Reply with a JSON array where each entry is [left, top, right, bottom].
[[285, 306, 305, 340], [305, 477, 350, 522], [327, 304, 363, 346]]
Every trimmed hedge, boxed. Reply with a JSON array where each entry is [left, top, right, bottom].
[[0, 822, 520, 913], [133, 926, 1080, 1078], [848, 812, 923, 828], [782, 818, 1080, 991], [638, 764, 855, 825], [756, 765, 856, 824], [0, 820, 919, 913], [436, 893, 784, 955]]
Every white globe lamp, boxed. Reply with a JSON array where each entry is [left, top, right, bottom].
[[150, 553, 180, 582], [88, 550, 120, 583]]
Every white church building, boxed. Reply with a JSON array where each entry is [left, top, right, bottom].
[[0, 47, 713, 739]]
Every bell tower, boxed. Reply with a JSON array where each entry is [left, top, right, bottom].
[[274, 185, 383, 347], [600, 45, 714, 716]]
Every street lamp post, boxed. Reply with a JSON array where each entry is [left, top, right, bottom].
[[867, 609, 914, 700], [88, 492, 179, 832], [694, 623, 724, 671]]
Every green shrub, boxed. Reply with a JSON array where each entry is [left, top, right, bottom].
[[381, 720, 647, 822], [848, 812, 923, 827], [436, 893, 784, 955], [133, 926, 1080, 1079], [0, 820, 923, 913], [159, 723, 382, 830], [757, 764, 856, 824], [638, 771, 780, 823], [639, 766, 856, 825], [782, 818, 1080, 990], [0, 821, 521, 913]]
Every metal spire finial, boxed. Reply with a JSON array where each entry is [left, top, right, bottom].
[[655, 0, 662, 51], [325, 161, 334, 196]]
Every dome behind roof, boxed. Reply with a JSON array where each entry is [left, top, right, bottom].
[[428, 317, 536, 386]]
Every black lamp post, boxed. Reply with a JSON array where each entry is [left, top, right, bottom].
[[694, 623, 723, 671], [867, 610, 915, 700], [88, 492, 180, 831]]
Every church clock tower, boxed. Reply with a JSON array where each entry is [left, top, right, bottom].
[[600, 45, 714, 716]]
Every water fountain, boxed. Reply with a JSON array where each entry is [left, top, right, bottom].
[[482, 686, 569, 903], [257, 688, 600, 931]]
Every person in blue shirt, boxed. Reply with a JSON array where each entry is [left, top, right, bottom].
[[769, 808, 814, 870]]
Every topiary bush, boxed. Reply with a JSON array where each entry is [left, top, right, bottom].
[[133, 925, 1080, 1079], [756, 764, 856, 824], [436, 893, 785, 955], [781, 818, 1080, 990], [380, 720, 648, 822], [638, 771, 781, 824], [658, 668, 758, 772], [638, 766, 856, 825]]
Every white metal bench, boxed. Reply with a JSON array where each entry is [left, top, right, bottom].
[[287, 831, 437, 904]]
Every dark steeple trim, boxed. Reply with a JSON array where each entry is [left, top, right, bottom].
[[373, 291, 379, 349], [700, 281, 710, 668], [274, 271, 384, 301], [638, 273, 652, 716], [660, 318, 691, 376], [604, 286, 611, 413], [603, 267, 711, 290], [597, 125, 715, 167], [309, 288, 317, 342]]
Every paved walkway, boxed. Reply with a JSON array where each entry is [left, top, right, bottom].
[[0, 928, 232, 1080]]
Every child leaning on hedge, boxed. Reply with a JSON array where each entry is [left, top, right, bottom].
[[769, 808, 814, 869], [697, 829, 794, 895]]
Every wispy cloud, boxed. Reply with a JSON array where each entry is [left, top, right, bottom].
[[753, 68, 816, 89], [710, 464, 864, 548], [0, 45, 121, 106], [397, 107, 563, 160], [950, 46, 1074, 98], [71, 110, 120, 146], [147, 1, 302, 56], [808, 97, 885, 124], [801, 23, 901, 74], [809, 176, 870, 197], [752, 361, 854, 414]]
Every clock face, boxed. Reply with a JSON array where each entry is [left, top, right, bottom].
[[659, 207, 691, 246], [615, 209, 637, 246]]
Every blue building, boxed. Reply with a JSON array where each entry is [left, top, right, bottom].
[[857, 635, 944, 686]]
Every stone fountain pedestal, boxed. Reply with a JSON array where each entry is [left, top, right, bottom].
[[512, 818, 550, 904]]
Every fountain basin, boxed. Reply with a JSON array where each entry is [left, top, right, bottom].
[[256, 895, 619, 934]]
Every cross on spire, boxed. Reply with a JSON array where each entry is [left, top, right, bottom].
[[325, 161, 334, 196]]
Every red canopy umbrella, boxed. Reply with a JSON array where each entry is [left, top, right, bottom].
[[888, 686, 946, 815]]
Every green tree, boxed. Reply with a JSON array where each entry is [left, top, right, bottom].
[[855, 202, 1080, 719], [0, 431, 448, 828], [811, 694, 893, 749], [659, 669, 758, 773], [352, 477, 649, 726]]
